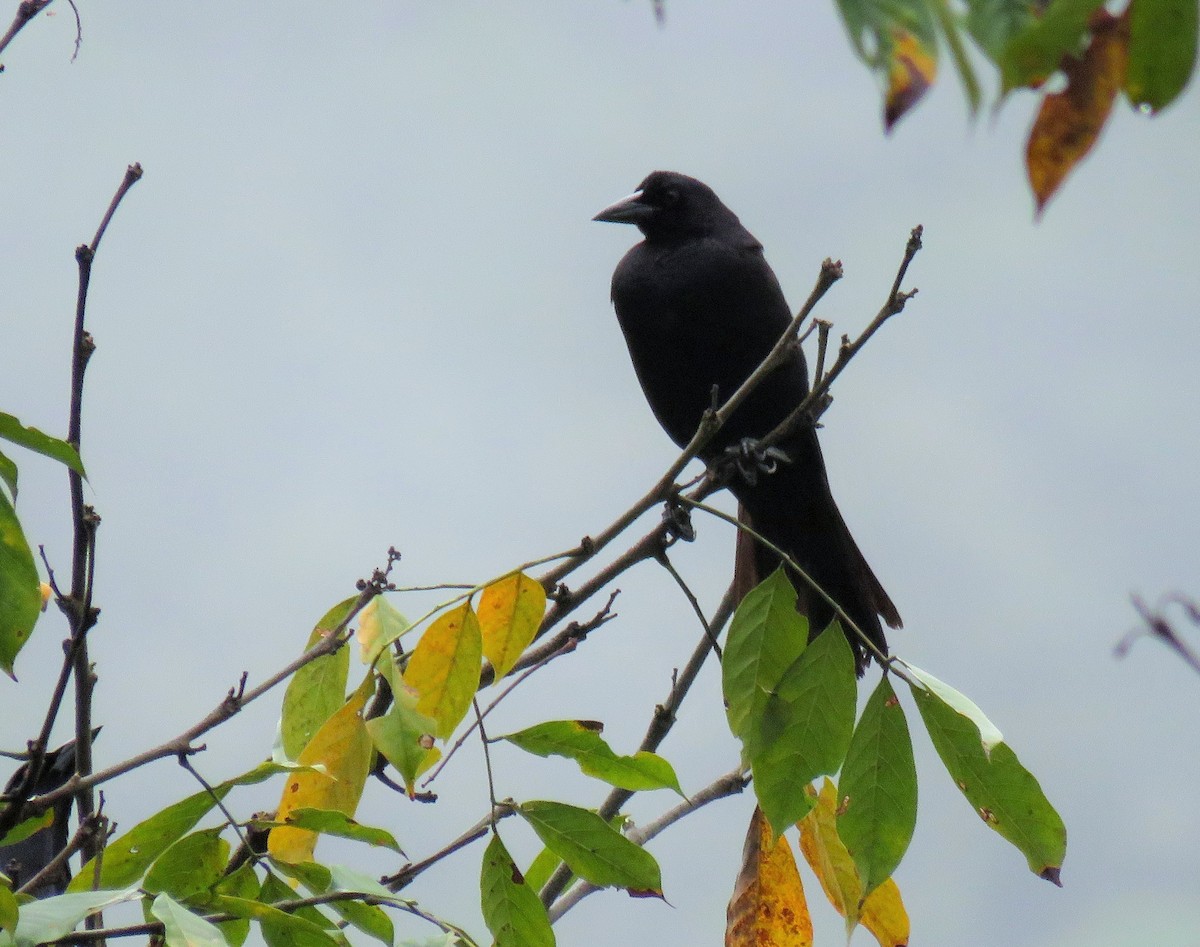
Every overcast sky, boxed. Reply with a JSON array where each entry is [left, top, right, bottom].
[[3, 2, 1200, 945]]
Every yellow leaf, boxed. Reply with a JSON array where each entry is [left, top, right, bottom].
[[477, 572, 546, 680], [797, 779, 910, 946], [1027, 9, 1128, 214], [797, 779, 862, 929], [268, 675, 374, 864], [39, 583, 52, 611], [861, 878, 910, 947], [885, 30, 937, 130], [403, 602, 483, 739], [726, 806, 812, 947]]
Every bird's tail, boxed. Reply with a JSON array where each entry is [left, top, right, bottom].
[[732, 432, 900, 674]]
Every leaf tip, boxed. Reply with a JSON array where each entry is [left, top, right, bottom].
[[1040, 865, 1064, 887]]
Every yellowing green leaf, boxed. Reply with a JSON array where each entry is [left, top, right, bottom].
[[1026, 9, 1128, 214], [403, 603, 483, 739], [478, 573, 546, 681], [269, 677, 374, 864], [884, 28, 938, 129], [357, 596, 410, 667], [0, 489, 41, 679], [280, 597, 356, 760], [725, 807, 812, 947], [797, 779, 863, 929]]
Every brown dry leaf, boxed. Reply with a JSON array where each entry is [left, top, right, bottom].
[[726, 806, 813, 947], [1027, 10, 1129, 214], [885, 30, 937, 130]]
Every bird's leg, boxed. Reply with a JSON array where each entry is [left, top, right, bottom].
[[717, 437, 793, 487]]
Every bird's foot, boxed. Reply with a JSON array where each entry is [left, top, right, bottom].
[[719, 438, 792, 487], [661, 492, 696, 543]]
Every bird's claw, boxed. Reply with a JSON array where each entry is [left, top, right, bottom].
[[721, 438, 792, 487], [661, 494, 696, 543]]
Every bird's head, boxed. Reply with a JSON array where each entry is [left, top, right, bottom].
[[593, 171, 740, 240]]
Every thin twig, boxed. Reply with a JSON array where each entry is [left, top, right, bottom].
[[539, 584, 737, 909], [654, 549, 721, 658], [0, 0, 52, 61], [423, 591, 618, 788], [1117, 594, 1200, 675], [30, 565, 390, 811], [383, 803, 517, 891]]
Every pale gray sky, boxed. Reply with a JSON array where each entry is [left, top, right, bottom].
[[3, 3, 1200, 945]]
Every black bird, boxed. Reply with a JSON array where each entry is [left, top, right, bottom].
[[594, 171, 900, 671]]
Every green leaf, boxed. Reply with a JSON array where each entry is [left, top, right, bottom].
[[722, 568, 809, 761], [749, 623, 858, 838], [900, 660, 1003, 754], [517, 801, 662, 897], [1127, 0, 1199, 111], [0, 812, 53, 848], [962, 0, 1037, 61], [837, 675, 917, 898], [0, 489, 41, 679], [70, 787, 229, 892], [931, 0, 983, 113], [521, 845, 564, 897], [0, 414, 84, 477], [143, 827, 229, 901], [211, 863, 259, 947], [502, 720, 683, 794], [281, 597, 356, 760], [909, 680, 1067, 884], [365, 685, 440, 795], [258, 807, 403, 854], [0, 887, 140, 947], [480, 834, 555, 947], [151, 892, 229, 947], [258, 871, 345, 947], [211, 894, 342, 947], [1001, 0, 1107, 90], [279, 861, 395, 946], [0, 451, 16, 502], [0, 883, 16, 936]]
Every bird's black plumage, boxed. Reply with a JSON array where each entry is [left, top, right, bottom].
[[595, 171, 900, 671]]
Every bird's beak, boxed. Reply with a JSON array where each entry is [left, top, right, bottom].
[[593, 190, 651, 225]]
